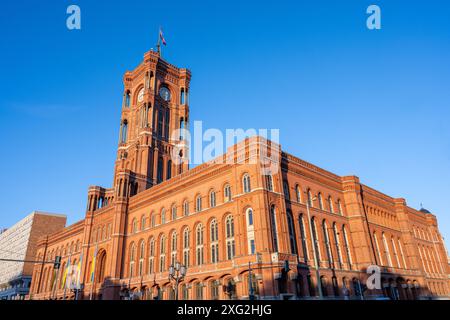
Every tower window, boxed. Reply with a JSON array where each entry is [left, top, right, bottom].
[[167, 160, 172, 180], [125, 91, 131, 107], [180, 88, 185, 105], [157, 157, 164, 183], [120, 120, 128, 144], [243, 174, 251, 193]]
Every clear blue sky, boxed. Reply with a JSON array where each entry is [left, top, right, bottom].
[[1, 1, 449, 249]]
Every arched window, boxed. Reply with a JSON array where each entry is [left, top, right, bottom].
[[266, 175, 273, 191], [180, 88, 185, 105], [161, 208, 166, 224], [148, 238, 155, 274], [125, 90, 131, 107], [196, 224, 204, 265], [171, 232, 177, 265], [307, 189, 313, 208], [283, 181, 290, 200], [210, 219, 219, 263], [327, 196, 334, 213], [129, 243, 136, 278], [164, 108, 170, 139], [157, 109, 163, 137], [243, 174, 251, 193], [159, 236, 166, 272], [183, 200, 189, 216], [311, 217, 321, 262], [342, 225, 353, 269], [299, 214, 309, 263], [269, 205, 279, 252], [332, 223, 343, 269], [391, 236, 401, 268], [373, 232, 383, 266], [337, 200, 343, 215], [224, 184, 232, 202], [295, 185, 302, 203], [382, 232, 393, 267], [196, 195, 202, 212], [139, 241, 145, 277], [120, 120, 128, 144], [246, 208, 256, 255], [195, 282, 203, 300], [209, 190, 216, 208], [150, 212, 156, 227], [131, 218, 138, 234], [318, 193, 324, 210], [167, 160, 172, 180], [171, 205, 177, 221], [225, 215, 235, 260], [287, 211, 297, 255], [397, 238, 407, 269], [322, 220, 333, 268], [210, 280, 220, 300], [157, 157, 164, 183], [141, 215, 146, 231], [183, 228, 190, 267]]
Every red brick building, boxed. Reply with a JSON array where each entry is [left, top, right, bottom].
[[29, 49, 449, 300]]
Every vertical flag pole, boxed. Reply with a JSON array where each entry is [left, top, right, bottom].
[[157, 27, 161, 56], [75, 251, 83, 301], [89, 243, 98, 300], [63, 250, 72, 300]]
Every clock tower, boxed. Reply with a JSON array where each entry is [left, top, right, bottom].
[[113, 49, 191, 197]]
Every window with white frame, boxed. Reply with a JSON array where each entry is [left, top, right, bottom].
[[266, 175, 273, 191], [269, 205, 279, 252], [322, 220, 333, 268], [332, 222, 343, 269], [183, 228, 190, 267], [161, 208, 166, 224], [139, 241, 145, 276], [382, 232, 393, 267], [171, 232, 177, 265], [327, 196, 334, 213], [196, 224, 204, 265], [196, 195, 202, 212], [246, 208, 255, 255], [295, 185, 301, 203], [129, 243, 136, 278], [209, 190, 216, 208], [148, 238, 155, 274], [243, 174, 251, 193], [171, 205, 177, 221], [159, 236, 166, 272], [210, 219, 219, 263], [287, 211, 297, 255], [183, 200, 189, 216], [225, 215, 235, 260], [224, 184, 232, 202], [299, 214, 309, 263]]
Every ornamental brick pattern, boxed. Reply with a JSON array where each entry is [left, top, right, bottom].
[[29, 50, 449, 300]]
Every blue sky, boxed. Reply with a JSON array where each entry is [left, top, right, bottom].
[[0, 0, 449, 249]]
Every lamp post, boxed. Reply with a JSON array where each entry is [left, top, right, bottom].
[[305, 194, 323, 299], [248, 262, 255, 300], [168, 262, 186, 300]]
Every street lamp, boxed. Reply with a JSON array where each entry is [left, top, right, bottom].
[[305, 193, 323, 299], [168, 262, 187, 300]]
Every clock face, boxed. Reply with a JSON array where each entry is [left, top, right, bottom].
[[159, 86, 171, 101], [137, 88, 144, 103]]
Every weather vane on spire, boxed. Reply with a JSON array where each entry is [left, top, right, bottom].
[[157, 27, 167, 56]]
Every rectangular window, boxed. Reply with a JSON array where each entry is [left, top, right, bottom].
[[250, 239, 255, 255]]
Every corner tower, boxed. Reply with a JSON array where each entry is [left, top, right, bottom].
[[113, 50, 191, 196]]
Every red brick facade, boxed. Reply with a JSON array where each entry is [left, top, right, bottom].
[[29, 50, 449, 300]]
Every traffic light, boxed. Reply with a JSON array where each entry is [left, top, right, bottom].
[[54, 256, 61, 269]]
